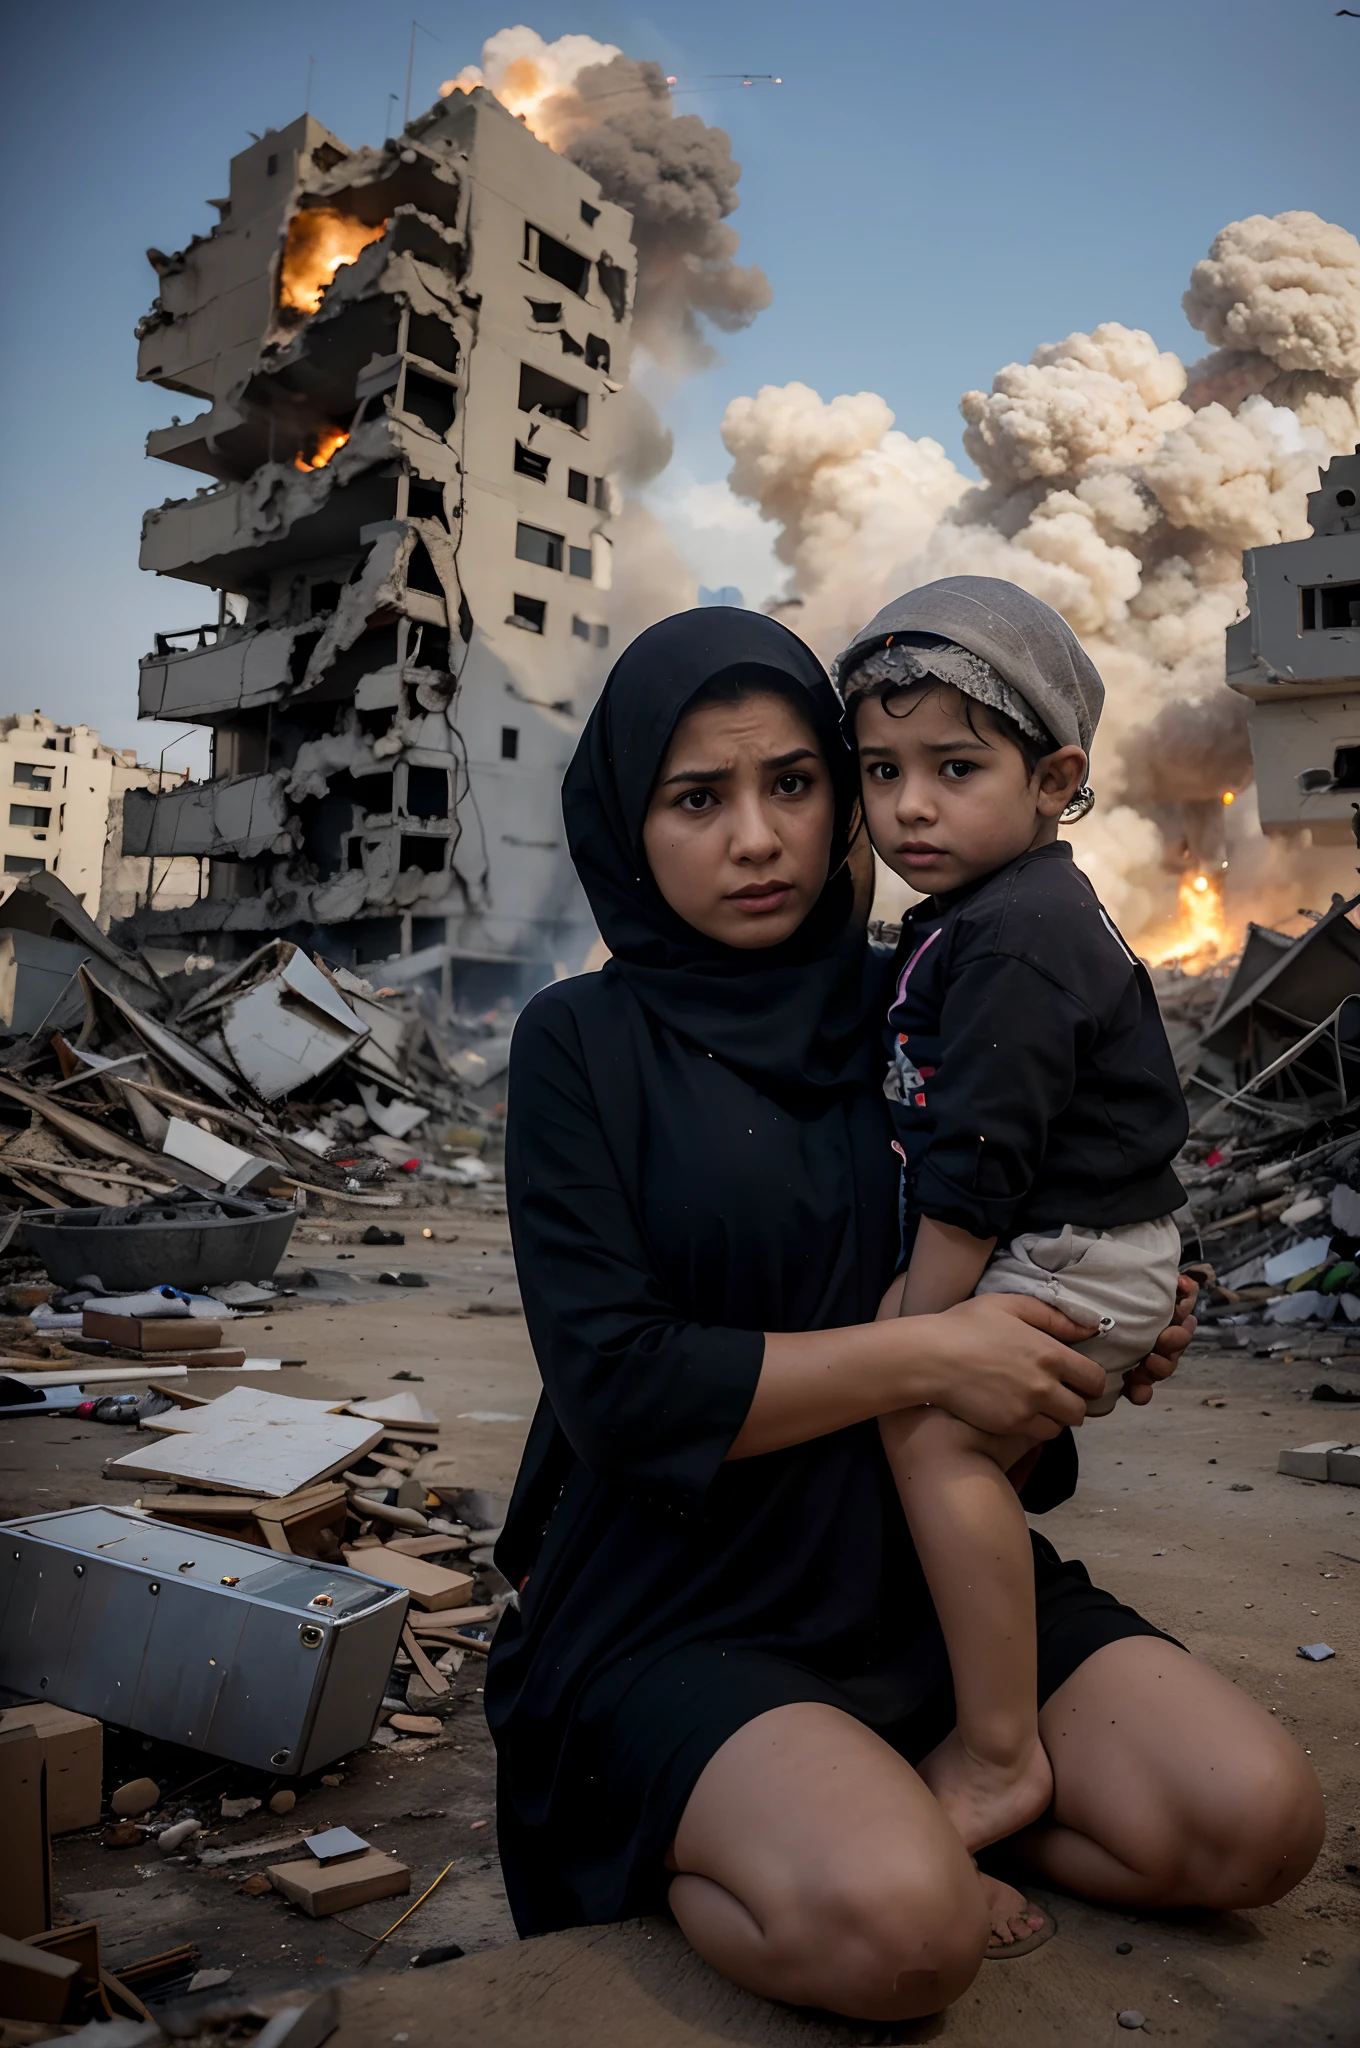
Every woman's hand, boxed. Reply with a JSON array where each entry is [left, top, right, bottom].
[[1121, 1273, 1198, 1406], [906, 1293, 1103, 1440]]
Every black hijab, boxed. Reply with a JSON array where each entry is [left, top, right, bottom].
[[562, 607, 886, 1097]]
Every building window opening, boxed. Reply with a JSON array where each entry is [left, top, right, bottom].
[[266, 153, 279, 177], [9, 804, 52, 829], [1332, 747, 1360, 789], [1338, 489, 1357, 509], [406, 312, 459, 372], [12, 763, 51, 791], [4, 855, 45, 875], [516, 523, 564, 571], [1301, 581, 1360, 630], [597, 254, 628, 323], [559, 329, 585, 359], [568, 545, 593, 580], [357, 704, 396, 739], [528, 298, 562, 324], [309, 579, 343, 617], [594, 623, 609, 649], [593, 477, 609, 510], [567, 469, 589, 503], [585, 334, 610, 373], [350, 771, 394, 814], [518, 363, 588, 431], [514, 442, 551, 483], [346, 837, 364, 869], [501, 727, 520, 761], [580, 200, 600, 227], [402, 369, 456, 438], [399, 835, 448, 873], [527, 225, 591, 298], [407, 479, 447, 523], [571, 615, 591, 642], [406, 542, 445, 595], [509, 595, 546, 634], [406, 765, 451, 819]]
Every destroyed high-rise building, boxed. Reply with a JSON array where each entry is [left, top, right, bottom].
[[1227, 444, 1360, 842], [118, 89, 635, 996]]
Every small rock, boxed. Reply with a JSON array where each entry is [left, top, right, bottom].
[[103, 1821, 144, 1850], [1304, 1948, 1333, 1966], [390, 1713, 443, 1736], [380, 1270, 428, 1288], [1115, 1940, 1132, 1954], [112, 1776, 161, 1818], [321, 1774, 343, 1787], [238, 1872, 272, 1896], [186, 1968, 233, 1994], [157, 1819, 201, 1856], [220, 1795, 262, 1820], [1117, 2015, 1146, 2032], [1229, 1483, 1254, 1493], [269, 1790, 297, 1815], [370, 1725, 398, 1748], [411, 1941, 465, 1968]]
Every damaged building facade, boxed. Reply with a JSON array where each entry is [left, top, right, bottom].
[[118, 89, 635, 995], [1228, 446, 1360, 842]]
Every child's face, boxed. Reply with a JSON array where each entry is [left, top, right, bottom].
[[855, 684, 1087, 897]]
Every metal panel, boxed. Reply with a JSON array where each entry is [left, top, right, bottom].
[[0, 1508, 406, 1774]]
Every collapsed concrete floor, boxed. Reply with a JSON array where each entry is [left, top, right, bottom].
[[1, 1201, 1358, 2045]]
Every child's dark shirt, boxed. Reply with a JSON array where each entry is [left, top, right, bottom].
[[886, 840, 1187, 1253]]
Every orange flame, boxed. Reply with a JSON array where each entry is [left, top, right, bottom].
[[279, 208, 388, 317], [441, 59, 562, 141], [1145, 870, 1234, 973], [294, 427, 349, 473]]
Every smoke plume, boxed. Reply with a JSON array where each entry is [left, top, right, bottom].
[[444, 27, 771, 367], [719, 212, 1360, 938]]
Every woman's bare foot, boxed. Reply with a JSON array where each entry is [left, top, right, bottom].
[[919, 1727, 1053, 1853], [977, 1869, 1047, 1947]]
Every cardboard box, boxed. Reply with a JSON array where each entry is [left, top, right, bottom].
[[0, 1726, 50, 1938], [0, 1930, 79, 2022], [267, 1848, 410, 1916], [0, 1705, 102, 1834], [82, 1310, 224, 1351]]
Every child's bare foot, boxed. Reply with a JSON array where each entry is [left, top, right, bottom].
[[918, 1727, 1053, 1853], [977, 1870, 1048, 1948]]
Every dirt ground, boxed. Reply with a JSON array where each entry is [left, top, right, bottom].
[[1, 1195, 1357, 2045]]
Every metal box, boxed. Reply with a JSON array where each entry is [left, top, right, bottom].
[[0, 1507, 408, 1775]]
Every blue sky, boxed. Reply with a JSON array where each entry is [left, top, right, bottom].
[[1, 0, 1354, 763]]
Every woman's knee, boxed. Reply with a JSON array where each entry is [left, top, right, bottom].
[[756, 1855, 988, 2020]]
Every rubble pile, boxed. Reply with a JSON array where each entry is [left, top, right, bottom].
[[1172, 887, 1360, 1361], [0, 870, 507, 1287]]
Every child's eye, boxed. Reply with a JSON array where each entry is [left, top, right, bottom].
[[941, 760, 977, 782], [865, 762, 899, 782], [676, 788, 717, 814]]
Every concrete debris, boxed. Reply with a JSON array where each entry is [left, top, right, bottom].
[[1170, 892, 1360, 1362]]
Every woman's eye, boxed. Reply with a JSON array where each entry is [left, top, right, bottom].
[[941, 760, 976, 782], [677, 788, 716, 814], [774, 772, 811, 796]]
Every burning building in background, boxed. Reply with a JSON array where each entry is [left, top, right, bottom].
[[719, 211, 1360, 963], [120, 89, 636, 998]]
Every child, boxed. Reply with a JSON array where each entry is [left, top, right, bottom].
[[835, 575, 1189, 1857]]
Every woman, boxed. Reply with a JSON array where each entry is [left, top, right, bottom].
[[486, 608, 1322, 2023]]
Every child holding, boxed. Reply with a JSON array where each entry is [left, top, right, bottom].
[[835, 576, 1189, 1857]]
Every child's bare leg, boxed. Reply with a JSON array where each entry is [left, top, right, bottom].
[[880, 1404, 1053, 1854]]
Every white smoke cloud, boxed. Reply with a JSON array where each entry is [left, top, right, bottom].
[[718, 212, 1360, 945]]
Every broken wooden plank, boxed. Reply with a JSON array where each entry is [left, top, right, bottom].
[[252, 1482, 349, 1558], [4, 1363, 188, 1388], [401, 1624, 449, 1700], [406, 1604, 499, 1634], [112, 1416, 383, 1497], [341, 1547, 474, 1610], [142, 1387, 348, 1435], [378, 1535, 470, 1558], [0, 1073, 216, 1189]]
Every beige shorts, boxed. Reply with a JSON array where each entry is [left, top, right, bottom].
[[974, 1215, 1183, 1416]]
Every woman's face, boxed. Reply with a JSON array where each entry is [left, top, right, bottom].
[[641, 690, 836, 950]]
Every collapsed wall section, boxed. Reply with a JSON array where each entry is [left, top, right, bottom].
[[119, 93, 636, 997]]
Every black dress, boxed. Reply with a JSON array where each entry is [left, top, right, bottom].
[[485, 607, 1170, 1938]]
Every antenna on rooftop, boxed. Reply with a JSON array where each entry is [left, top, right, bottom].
[[403, 19, 440, 129]]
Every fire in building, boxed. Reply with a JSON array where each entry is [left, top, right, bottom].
[[117, 88, 636, 998]]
